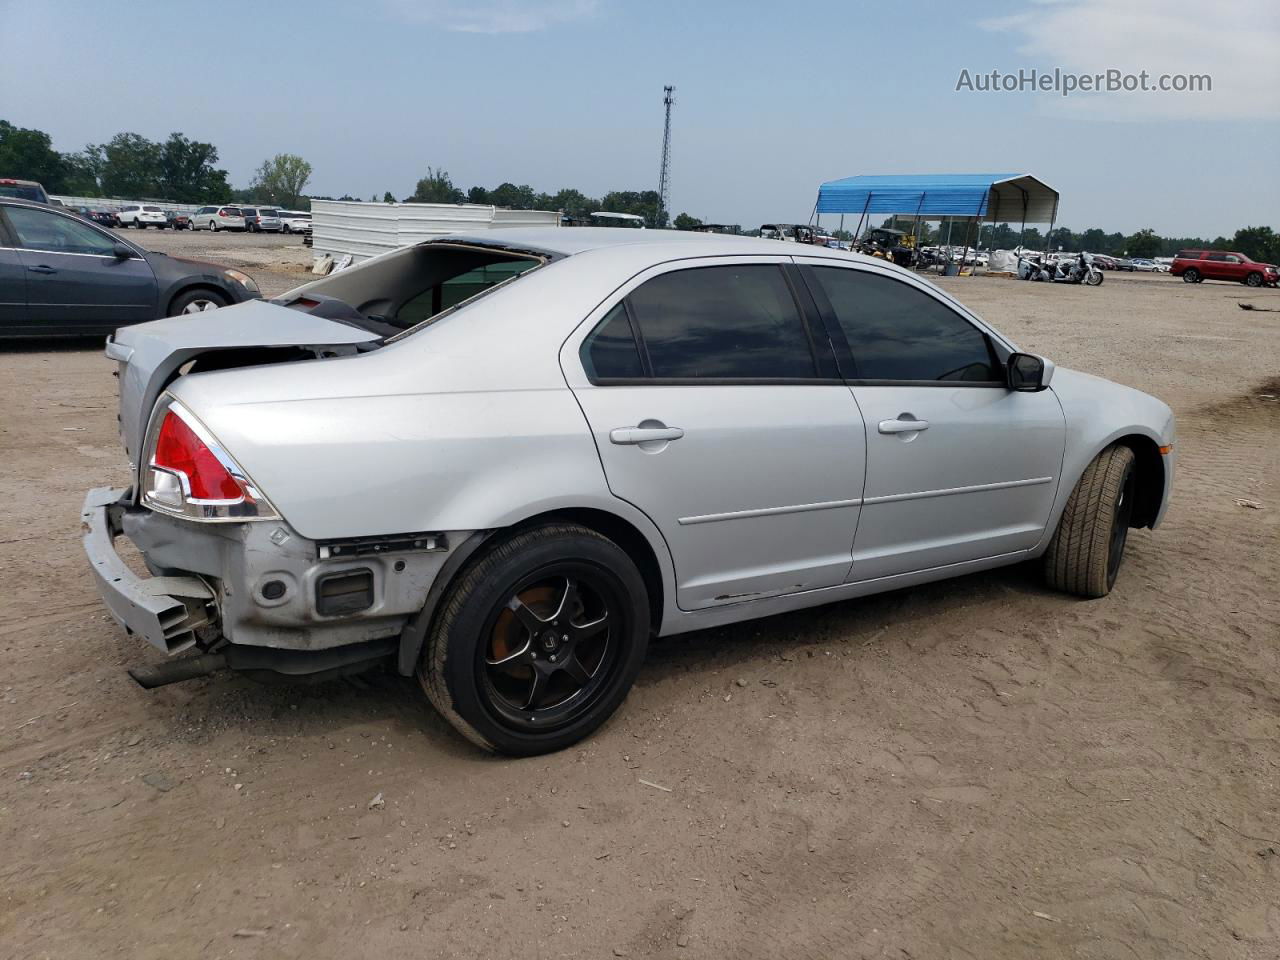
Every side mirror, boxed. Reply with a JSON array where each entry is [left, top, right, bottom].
[[111, 243, 132, 260], [1007, 352, 1054, 392]]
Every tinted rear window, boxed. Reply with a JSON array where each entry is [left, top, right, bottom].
[[143, 205, 162, 212], [0, 184, 44, 201], [224, 207, 242, 215], [625, 264, 818, 379], [1176, 251, 1201, 260], [259, 209, 280, 216], [241, 208, 258, 216], [582, 303, 644, 379]]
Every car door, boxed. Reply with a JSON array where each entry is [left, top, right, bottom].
[[798, 259, 1066, 582], [2, 204, 157, 333], [0, 214, 27, 332], [561, 257, 868, 610]]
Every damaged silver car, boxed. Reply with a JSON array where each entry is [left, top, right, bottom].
[[84, 228, 1175, 754]]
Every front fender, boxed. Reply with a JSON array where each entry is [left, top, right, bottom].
[[1033, 367, 1175, 552]]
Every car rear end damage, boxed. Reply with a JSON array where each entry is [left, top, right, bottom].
[[88, 297, 484, 684]]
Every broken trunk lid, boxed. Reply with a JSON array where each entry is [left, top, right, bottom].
[[109, 299, 380, 468]]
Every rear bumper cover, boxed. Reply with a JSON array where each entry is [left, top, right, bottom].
[[82, 487, 215, 654]]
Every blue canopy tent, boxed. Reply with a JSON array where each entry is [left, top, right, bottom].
[[815, 173, 1060, 265]]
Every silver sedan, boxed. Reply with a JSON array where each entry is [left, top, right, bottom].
[[83, 229, 1175, 754]]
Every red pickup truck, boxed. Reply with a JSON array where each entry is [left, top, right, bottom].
[[1171, 250, 1279, 287]]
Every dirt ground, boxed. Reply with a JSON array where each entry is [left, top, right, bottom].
[[1, 245, 1277, 960]]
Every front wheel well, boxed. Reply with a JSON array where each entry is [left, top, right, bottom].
[[1112, 434, 1164, 528]]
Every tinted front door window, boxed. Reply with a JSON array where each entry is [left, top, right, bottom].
[[6, 205, 118, 256], [811, 267, 998, 382], [626, 264, 817, 379]]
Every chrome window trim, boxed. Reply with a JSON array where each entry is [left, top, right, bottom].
[[0, 245, 146, 262]]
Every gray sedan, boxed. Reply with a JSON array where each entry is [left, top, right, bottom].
[[83, 229, 1175, 754]]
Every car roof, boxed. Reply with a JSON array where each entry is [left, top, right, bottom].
[[433, 226, 860, 262]]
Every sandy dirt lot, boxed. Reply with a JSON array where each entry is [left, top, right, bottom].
[[1, 249, 1277, 959]]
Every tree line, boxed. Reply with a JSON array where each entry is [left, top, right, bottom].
[[4, 120, 1275, 261], [405, 168, 668, 227], [0, 119, 313, 208]]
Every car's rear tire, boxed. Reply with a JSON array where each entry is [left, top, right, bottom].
[[1043, 444, 1137, 599], [1245, 272, 1263, 287], [169, 288, 229, 316], [418, 523, 650, 756], [1183, 268, 1199, 283]]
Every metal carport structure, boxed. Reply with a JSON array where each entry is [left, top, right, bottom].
[[814, 173, 1060, 263]]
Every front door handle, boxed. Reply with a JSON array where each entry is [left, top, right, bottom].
[[878, 417, 929, 434], [610, 426, 684, 445], [28, 264, 57, 275]]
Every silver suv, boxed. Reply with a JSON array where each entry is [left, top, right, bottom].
[[242, 207, 282, 232]]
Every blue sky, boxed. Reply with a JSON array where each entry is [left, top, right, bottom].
[[2, 0, 1276, 236]]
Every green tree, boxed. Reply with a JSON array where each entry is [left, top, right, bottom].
[[1231, 226, 1279, 264], [1125, 227, 1162, 258], [383, 191, 396, 203], [98, 132, 162, 198], [409, 167, 463, 203], [157, 133, 229, 202], [61, 148, 104, 195], [599, 189, 666, 228], [547, 188, 596, 218], [488, 182, 536, 209], [0, 120, 67, 189], [673, 212, 703, 230], [251, 153, 313, 208], [466, 185, 490, 205]]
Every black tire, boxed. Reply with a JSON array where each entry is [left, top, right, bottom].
[[1043, 444, 1137, 598], [1245, 272, 1263, 288], [1183, 268, 1199, 283], [419, 523, 650, 755], [168, 288, 229, 316]]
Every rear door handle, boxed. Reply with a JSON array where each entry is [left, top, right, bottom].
[[610, 426, 684, 445], [28, 265, 57, 275], [878, 417, 929, 434]]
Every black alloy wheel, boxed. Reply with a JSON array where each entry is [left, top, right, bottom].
[[419, 523, 649, 755]]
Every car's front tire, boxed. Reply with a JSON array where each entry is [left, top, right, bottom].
[[1245, 272, 1263, 288], [169, 288, 230, 316], [1043, 444, 1137, 598], [419, 523, 650, 756]]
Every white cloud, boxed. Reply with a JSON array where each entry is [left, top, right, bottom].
[[980, 0, 1280, 120], [382, 0, 599, 33]]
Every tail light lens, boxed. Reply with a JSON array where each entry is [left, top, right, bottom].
[[142, 399, 278, 521]]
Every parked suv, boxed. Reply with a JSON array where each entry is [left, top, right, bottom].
[[243, 207, 282, 232], [1171, 250, 1279, 287], [191, 206, 246, 231], [118, 204, 169, 229]]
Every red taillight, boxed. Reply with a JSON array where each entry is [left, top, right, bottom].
[[153, 410, 241, 501]]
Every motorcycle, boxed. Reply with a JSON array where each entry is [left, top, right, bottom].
[[1018, 252, 1104, 286]]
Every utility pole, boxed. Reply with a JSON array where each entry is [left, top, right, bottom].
[[656, 85, 674, 228]]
